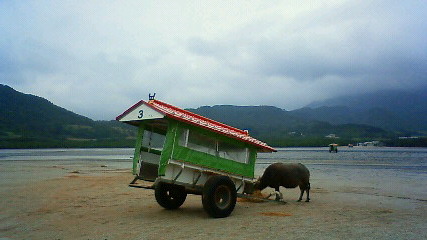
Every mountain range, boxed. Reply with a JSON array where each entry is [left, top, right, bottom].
[[187, 105, 393, 147], [187, 88, 427, 146], [1, 84, 426, 148]]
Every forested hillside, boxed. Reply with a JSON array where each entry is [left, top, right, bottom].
[[0, 84, 135, 148]]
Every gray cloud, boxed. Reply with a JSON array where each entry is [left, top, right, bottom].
[[188, 1, 427, 83], [1, 1, 426, 119]]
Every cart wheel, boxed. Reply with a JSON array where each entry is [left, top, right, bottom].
[[202, 176, 237, 218], [155, 182, 187, 210]]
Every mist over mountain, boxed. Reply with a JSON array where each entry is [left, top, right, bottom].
[[295, 87, 427, 132], [306, 87, 427, 110]]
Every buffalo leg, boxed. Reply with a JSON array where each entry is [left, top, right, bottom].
[[277, 191, 283, 201], [305, 183, 310, 202], [275, 187, 282, 201], [298, 188, 304, 202]]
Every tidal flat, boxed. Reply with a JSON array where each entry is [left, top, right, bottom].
[[0, 147, 426, 239]]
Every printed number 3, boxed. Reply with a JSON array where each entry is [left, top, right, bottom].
[[138, 110, 144, 119]]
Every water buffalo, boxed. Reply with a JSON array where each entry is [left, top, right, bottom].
[[254, 163, 310, 202]]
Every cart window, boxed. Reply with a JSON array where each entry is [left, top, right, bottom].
[[179, 128, 217, 156], [188, 131, 217, 156], [179, 128, 249, 164], [142, 129, 166, 151], [179, 129, 189, 147], [218, 142, 249, 164]]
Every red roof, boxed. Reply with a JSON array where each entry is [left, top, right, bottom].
[[117, 99, 276, 152]]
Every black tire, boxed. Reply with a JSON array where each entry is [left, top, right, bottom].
[[155, 182, 187, 210], [202, 176, 237, 218]]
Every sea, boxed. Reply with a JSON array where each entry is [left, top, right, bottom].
[[0, 147, 426, 201]]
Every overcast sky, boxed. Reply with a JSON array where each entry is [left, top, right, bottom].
[[1, 0, 426, 120]]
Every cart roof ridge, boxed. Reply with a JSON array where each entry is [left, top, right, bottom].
[[116, 99, 276, 152]]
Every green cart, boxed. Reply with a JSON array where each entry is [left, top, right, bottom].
[[117, 98, 276, 218]]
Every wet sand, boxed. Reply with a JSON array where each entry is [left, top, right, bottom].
[[0, 162, 426, 240]]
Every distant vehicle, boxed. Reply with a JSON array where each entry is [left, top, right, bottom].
[[329, 144, 338, 153], [116, 97, 276, 218]]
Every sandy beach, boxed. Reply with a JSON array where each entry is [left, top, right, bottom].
[[0, 157, 426, 240]]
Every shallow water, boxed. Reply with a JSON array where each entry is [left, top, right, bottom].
[[1, 147, 426, 201]]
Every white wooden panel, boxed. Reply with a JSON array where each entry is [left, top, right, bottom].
[[119, 104, 165, 122], [163, 162, 249, 193]]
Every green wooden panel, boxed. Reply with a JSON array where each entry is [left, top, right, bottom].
[[170, 122, 257, 178], [131, 119, 258, 178], [158, 121, 177, 176], [172, 146, 256, 177]]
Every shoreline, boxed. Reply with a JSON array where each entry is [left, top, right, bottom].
[[2, 139, 427, 150]]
